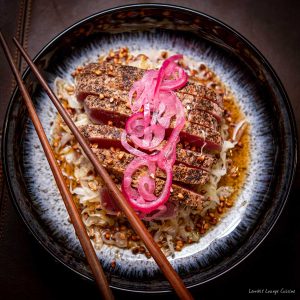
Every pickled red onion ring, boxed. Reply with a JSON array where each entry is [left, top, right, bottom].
[[130, 123, 165, 150], [137, 176, 156, 201], [154, 54, 187, 96], [125, 113, 145, 136], [120, 131, 147, 157], [122, 156, 173, 213], [121, 54, 188, 217], [129, 70, 157, 113]]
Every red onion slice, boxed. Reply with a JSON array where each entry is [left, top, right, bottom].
[[122, 156, 172, 213], [137, 175, 156, 201], [120, 131, 148, 157], [121, 54, 188, 216]]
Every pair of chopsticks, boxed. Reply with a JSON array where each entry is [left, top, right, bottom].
[[0, 32, 194, 300]]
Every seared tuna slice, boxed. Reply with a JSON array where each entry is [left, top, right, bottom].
[[84, 95, 220, 130], [93, 148, 207, 210], [92, 148, 209, 185], [79, 124, 215, 171], [75, 62, 223, 108]]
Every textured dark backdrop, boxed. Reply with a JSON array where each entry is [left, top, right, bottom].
[[0, 1, 299, 299]]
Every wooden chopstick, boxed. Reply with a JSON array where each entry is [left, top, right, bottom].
[[12, 38, 194, 300], [0, 32, 115, 300]]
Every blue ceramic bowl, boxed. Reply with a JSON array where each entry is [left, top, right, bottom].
[[2, 4, 297, 293]]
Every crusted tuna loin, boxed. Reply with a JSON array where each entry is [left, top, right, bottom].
[[83, 99, 222, 151], [92, 148, 206, 209], [78, 82, 223, 122], [84, 95, 220, 131], [177, 93, 223, 122], [175, 122, 222, 150], [180, 82, 223, 108], [75, 64, 143, 102], [75, 62, 223, 108], [75, 62, 224, 123], [92, 148, 209, 185], [80, 124, 215, 171], [73, 62, 222, 210]]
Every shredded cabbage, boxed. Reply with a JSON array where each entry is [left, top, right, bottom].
[[73, 185, 99, 203], [54, 78, 82, 109], [50, 52, 246, 256]]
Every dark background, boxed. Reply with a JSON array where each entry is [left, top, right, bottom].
[[0, 1, 299, 299]]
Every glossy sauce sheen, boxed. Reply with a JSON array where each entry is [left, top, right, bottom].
[[190, 62, 250, 217], [220, 96, 250, 204]]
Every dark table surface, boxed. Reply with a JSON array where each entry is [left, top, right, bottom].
[[0, 1, 299, 299]]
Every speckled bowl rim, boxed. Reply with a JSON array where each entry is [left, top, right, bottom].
[[2, 3, 298, 293]]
